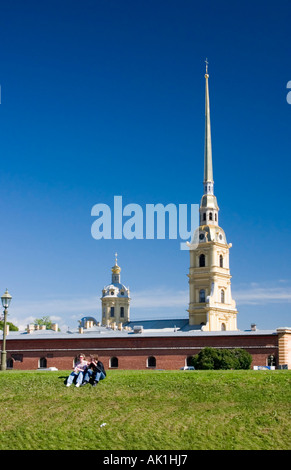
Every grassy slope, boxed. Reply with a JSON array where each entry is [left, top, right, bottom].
[[0, 369, 290, 450]]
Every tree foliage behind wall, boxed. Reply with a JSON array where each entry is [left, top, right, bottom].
[[192, 347, 252, 370], [34, 316, 58, 330], [0, 321, 18, 331]]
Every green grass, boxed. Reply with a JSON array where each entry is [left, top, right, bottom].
[[0, 369, 290, 450]]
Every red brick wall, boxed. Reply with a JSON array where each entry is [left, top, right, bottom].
[[1, 333, 279, 370]]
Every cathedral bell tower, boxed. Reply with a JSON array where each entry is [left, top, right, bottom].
[[187, 61, 238, 331], [101, 254, 130, 326]]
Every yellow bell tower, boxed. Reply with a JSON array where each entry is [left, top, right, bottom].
[[187, 61, 238, 331], [101, 254, 130, 326]]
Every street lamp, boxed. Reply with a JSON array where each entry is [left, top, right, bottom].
[[1, 289, 12, 371]]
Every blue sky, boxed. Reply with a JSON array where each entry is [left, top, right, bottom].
[[0, 0, 290, 331]]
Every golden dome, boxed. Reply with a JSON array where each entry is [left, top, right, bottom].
[[112, 264, 121, 274], [111, 253, 121, 274]]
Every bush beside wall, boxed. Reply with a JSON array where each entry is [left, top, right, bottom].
[[192, 347, 252, 370]]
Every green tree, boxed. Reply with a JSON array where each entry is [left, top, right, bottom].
[[0, 321, 18, 331], [34, 316, 55, 330], [232, 348, 252, 369], [192, 347, 218, 370], [192, 347, 252, 370], [218, 349, 238, 370]]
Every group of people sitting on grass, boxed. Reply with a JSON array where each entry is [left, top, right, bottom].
[[66, 353, 106, 388]]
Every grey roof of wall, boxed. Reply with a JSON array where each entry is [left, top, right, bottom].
[[1, 318, 280, 340]]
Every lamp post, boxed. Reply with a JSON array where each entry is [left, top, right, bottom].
[[1, 289, 12, 371]]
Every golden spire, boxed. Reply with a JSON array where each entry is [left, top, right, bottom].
[[205, 57, 209, 77], [204, 58, 213, 184]]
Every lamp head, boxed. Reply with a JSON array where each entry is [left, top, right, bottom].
[[1, 289, 12, 309]]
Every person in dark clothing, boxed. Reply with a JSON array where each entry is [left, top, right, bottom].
[[81, 354, 106, 386]]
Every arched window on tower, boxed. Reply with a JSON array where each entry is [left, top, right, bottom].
[[219, 255, 223, 268], [221, 323, 226, 331], [221, 289, 225, 303], [199, 289, 206, 303], [209, 212, 213, 221], [199, 254, 205, 267], [215, 213, 217, 221], [203, 213, 206, 221]]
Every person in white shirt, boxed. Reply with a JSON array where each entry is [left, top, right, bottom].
[[66, 354, 88, 387]]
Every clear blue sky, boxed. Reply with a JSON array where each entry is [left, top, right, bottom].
[[0, 0, 290, 331]]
